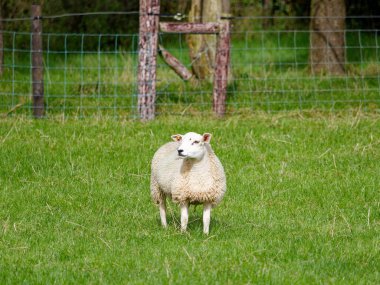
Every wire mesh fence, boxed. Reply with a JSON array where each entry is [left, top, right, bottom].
[[0, 13, 379, 118], [0, 31, 139, 118]]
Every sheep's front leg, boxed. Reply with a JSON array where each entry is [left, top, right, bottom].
[[180, 202, 189, 232], [203, 203, 212, 235], [159, 199, 167, 228]]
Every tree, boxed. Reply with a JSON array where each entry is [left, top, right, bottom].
[[262, 0, 274, 29], [186, 0, 222, 80], [309, 0, 346, 75]]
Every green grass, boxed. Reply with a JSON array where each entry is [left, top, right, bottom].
[[1, 113, 380, 284]]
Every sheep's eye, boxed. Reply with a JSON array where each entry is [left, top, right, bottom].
[[193, 140, 200, 144]]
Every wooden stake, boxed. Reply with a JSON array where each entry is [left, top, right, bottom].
[[0, 13, 3, 76], [137, 0, 160, 121], [31, 5, 44, 118], [213, 20, 231, 116]]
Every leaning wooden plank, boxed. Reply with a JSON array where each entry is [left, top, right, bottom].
[[160, 22, 220, 34], [158, 45, 193, 81]]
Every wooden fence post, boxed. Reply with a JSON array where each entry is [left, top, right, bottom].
[[212, 20, 231, 116], [0, 14, 3, 76], [31, 4, 44, 118], [138, 0, 160, 121]]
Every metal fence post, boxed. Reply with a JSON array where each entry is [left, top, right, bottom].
[[31, 4, 44, 118]]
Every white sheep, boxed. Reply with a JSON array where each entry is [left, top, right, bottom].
[[150, 132, 226, 234]]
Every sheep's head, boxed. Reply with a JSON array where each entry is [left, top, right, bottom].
[[171, 132, 212, 160]]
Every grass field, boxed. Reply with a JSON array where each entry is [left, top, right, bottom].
[[1, 113, 379, 284]]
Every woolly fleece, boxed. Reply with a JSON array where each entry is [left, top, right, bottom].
[[151, 141, 226, 206]]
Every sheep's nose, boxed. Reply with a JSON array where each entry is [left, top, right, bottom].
[[178, 149, 184, 155]]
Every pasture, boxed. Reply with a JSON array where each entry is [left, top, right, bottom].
[[1, 113, 379, 284]]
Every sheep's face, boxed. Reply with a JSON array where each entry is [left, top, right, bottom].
[[171, 132, 212, 160]]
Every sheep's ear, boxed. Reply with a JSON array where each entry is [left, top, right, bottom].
[[171, 134, 182, 142], [202, 133, 212, 143]]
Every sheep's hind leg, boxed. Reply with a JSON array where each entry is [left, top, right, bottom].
[[180, 202, 189, 232], [151, 178, 167, 228], [203, 203, 212, 235], [159, 198, 167, 228]]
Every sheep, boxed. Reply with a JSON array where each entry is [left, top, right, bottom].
[[150, 132, 226, 234]]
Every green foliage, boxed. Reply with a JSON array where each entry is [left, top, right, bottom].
[[0, 114, 379, 284], [1, 0, 379, 35], [1, 0, 379, 51]]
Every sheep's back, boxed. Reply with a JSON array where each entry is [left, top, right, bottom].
[[151, 142, 182, 194]]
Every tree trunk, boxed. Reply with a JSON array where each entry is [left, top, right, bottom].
[[262, 0, 273, 29], [309, 0, 346, 75], [187, 0, 222, 80], [178, 0, 189, 16]]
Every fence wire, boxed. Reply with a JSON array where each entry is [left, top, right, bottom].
[[0, 15, 379, 118]]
